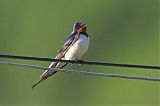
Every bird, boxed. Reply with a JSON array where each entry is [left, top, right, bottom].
[[32, 21, 90, 89]]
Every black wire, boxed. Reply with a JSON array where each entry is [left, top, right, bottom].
[[0, 54, 160, 70]]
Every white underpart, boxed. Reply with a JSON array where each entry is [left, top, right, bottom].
[[64, 34, 90, 60], [40, 34, 89, 78]]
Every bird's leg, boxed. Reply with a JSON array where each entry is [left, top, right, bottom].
[[75, 59, 84, 65], [70, 60, 74, 65]]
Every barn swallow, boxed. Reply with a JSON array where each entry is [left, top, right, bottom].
[[32, 21, 90, 88]]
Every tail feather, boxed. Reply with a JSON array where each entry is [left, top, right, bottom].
[[32, 71, 58, 89], [32, 79, 43, 89], [40, 62, 58, 79], [32, 62, 68, 89]]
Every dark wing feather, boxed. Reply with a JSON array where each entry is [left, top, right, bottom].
[[45, 32, 79, 69], [32, 32, 80, 89], [56, 32, 79, 59], [49, 32, 80, 69]]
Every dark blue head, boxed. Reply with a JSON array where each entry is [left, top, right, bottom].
[[72, 21, 87, 32]]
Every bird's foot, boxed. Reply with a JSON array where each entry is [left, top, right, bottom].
[[75, 59, 84, 65]]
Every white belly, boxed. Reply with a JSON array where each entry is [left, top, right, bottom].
[[65, 34, 90, 60]]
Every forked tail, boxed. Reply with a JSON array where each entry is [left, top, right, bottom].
[[32, 63, 68, 89], [32, 71, 58, 89]]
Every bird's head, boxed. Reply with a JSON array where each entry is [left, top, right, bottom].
[[72, 21, 87, 33]]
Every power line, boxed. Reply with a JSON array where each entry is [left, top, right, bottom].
[[0, 61, 160, 81], [0, 54, 160, 70]]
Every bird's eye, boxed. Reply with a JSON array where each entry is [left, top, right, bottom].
[[72, 24, 78, 30]]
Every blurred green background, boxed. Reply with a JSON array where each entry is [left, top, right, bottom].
[[0, 0, 159, 106]]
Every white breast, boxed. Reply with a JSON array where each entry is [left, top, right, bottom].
[[64, 34, 90, 60]]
